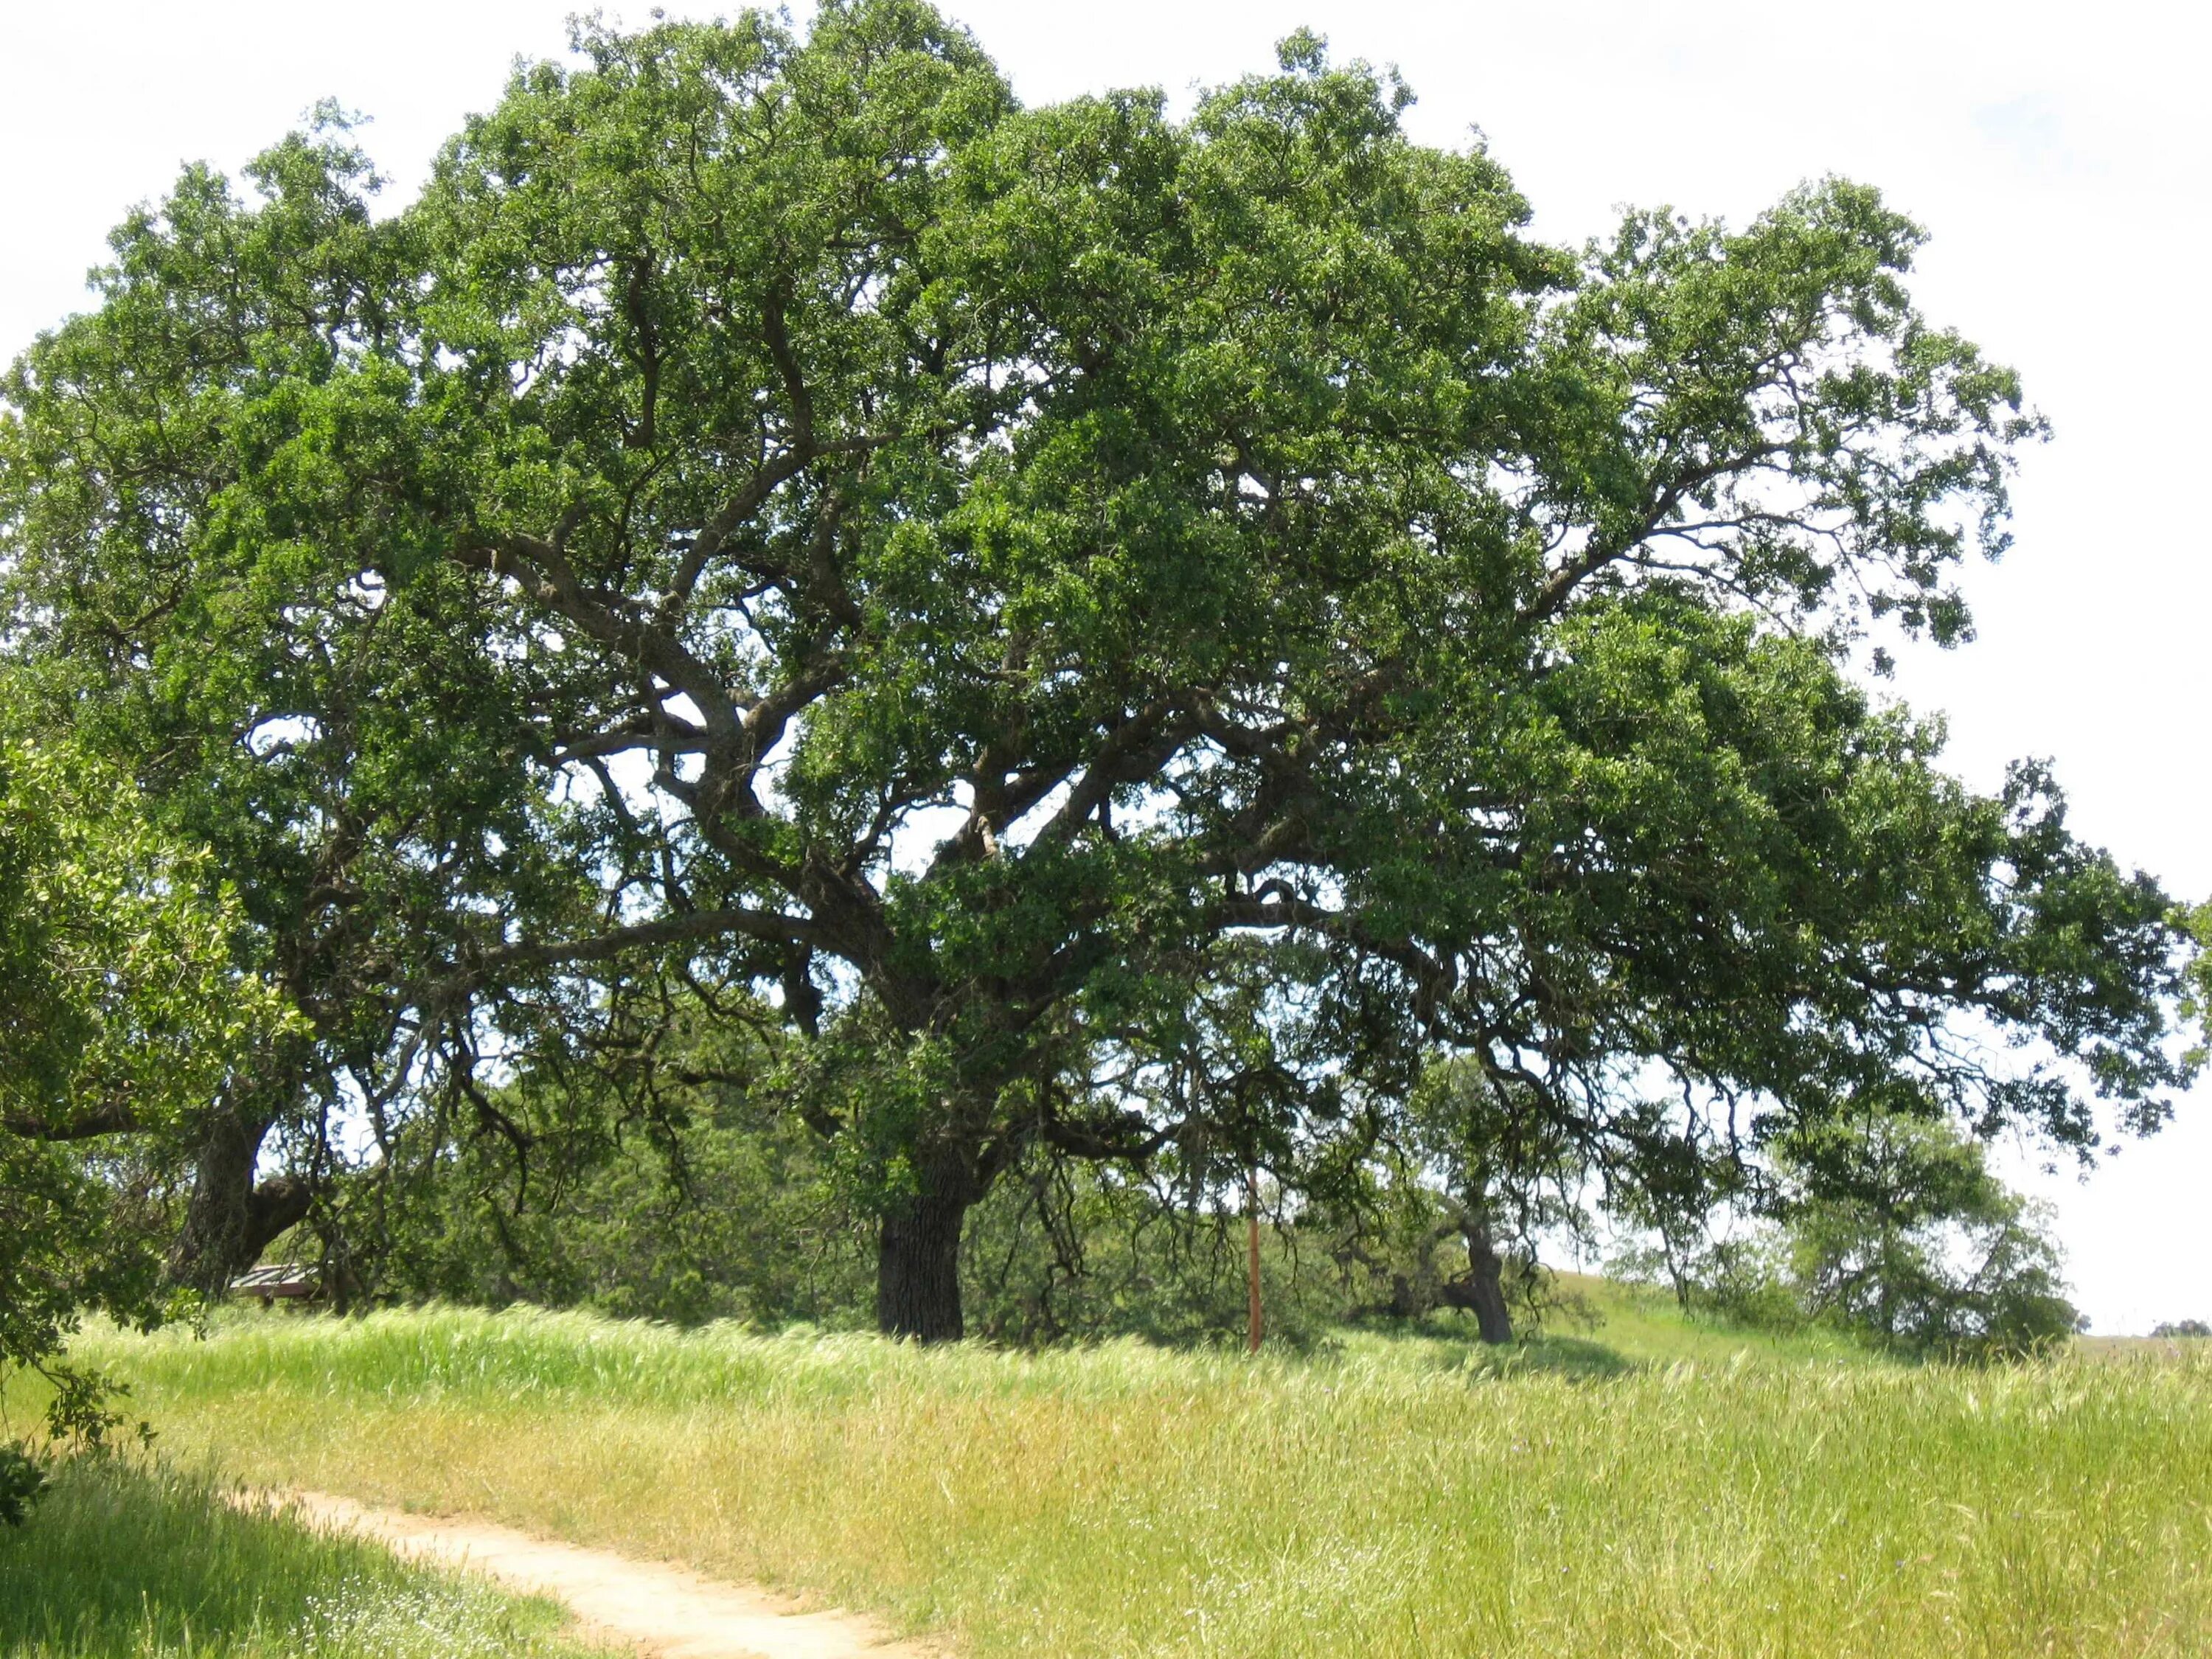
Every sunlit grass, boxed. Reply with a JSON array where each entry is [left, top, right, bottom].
[[0, 1455, 613, 1658], [42, 1285, 2212, 1658]]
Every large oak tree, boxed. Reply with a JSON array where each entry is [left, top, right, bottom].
[[3, 3, 2191, 1338]]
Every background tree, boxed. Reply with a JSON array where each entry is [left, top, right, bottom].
[[1669, 1110, 2088, 1358], [1375, 1059, 1582, 1343], [1778, 1112, 2084, 1356], [4, 3, 2194, 1340], [0, 706, 293, 1441], [0, 122, 617, 1297]]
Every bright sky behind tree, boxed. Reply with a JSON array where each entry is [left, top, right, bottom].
[[5, 0, 2204, 1333]]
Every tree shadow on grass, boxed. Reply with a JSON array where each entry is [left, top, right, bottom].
[[1333, 1314, 1638, 1379], [1478, 1333, 1638, 1378], [0, 1456, 603, 1658]]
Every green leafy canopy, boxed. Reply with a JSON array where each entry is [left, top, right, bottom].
[[1, 2, 2195, 1339]]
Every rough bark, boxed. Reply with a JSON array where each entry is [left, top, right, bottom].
[[167, 1107, 314, 1294], [875, 1183, 971, 1342], [1441, 1213, 1515, 1344]]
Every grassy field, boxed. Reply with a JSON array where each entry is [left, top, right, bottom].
[[21, 1281, 2212, 1658], [0, 1455, 613, 1658]]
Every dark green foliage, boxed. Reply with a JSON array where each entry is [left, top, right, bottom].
[[0, 118, 610, 1301], [382, 7, 2185, 1338], [1779, 1115, 2084, 1357], [960, 1157, 1371, 1347], [378, 1062, 1540, 1349], [386, 1101, 874, 1329], [380, 1075, 1363, 1343], [0, 1444, 44, 1528]]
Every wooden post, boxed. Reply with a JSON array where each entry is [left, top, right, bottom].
[[1247, 1165, 1263, 1355]]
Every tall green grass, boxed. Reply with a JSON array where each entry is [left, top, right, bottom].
[[0, 1455, 611, 1658], [49, 1292, 2212, 1658]]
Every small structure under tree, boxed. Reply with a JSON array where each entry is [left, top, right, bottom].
[[229, 1263, 318, 1309]]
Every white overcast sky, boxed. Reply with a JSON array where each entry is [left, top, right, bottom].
[[6, 0, 2206, 1332]]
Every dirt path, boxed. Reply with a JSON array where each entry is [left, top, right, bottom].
[[268, 1489, 941, 1659]]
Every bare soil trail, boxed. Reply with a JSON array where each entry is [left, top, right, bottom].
[[268, 1489, 943, 1659]]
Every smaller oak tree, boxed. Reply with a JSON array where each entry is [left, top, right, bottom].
[[0, 706, 293, 1444]]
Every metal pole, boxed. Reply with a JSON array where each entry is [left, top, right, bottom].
[[1247, 1164, 1263, 1355]]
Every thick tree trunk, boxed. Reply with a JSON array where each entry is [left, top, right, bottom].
[[1455, 1214, 1515, 1345], [168, 1107, 313, 1295], [876, 1183, 970, 1342]]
